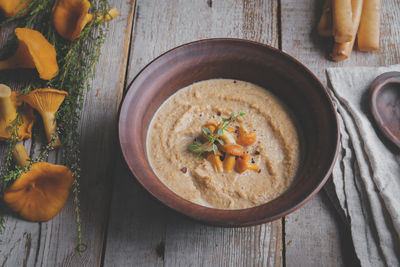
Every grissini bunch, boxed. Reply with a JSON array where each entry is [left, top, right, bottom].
[[317, 0, 381, 61]]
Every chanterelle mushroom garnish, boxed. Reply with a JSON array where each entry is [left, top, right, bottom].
[[52, 0, 118, 41], [0, 84, 35, 141], [236, 154, 259, 174], [3, 145, 73, 222], [21, 88, 68, 148], [221, 144, 244, 173], [189, 111, 261, 174], [0, 0, 31, 18], [207, 151, 223, 173], [189, 111, 245, 155], [237, 124, 256, 146], [0, 28, 59, 80]]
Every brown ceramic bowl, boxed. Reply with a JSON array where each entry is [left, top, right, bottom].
[[118, 39, 339, 226]]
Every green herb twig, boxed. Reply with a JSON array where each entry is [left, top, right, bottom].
[[189, 111, 245, 155], [0, 0, 110, 253]]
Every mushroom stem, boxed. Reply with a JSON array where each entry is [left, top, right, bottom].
[[0, 84, 18, 125], [247, 164, 259, 172], [223, 155, 236, 172], [221, 144, 244, 173], [220, 129, 235, 144], [219, 132, 238, 172], [41, 112, 61, 147], [207, 153, 223, 173], [13, 144, 30, 168], [89, 7, 118, 22]]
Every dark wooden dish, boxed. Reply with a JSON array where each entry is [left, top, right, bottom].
[[370, 71, 400, 149], [118, 38, 339, 226]]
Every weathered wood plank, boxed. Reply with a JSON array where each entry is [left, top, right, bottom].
[[0, 0, 136, 266], [281, 0, 400, 266], [164, 217, 282, 267], [104, 0, 282, 266]]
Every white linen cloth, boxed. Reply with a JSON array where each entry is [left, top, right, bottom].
[[325, 65, 400, 267]]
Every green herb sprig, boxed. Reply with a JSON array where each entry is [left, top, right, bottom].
[[0, 0, 110, 253], [188, 111, 245, 155]]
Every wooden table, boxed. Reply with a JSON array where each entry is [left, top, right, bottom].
[[1, 0, 399, 266]]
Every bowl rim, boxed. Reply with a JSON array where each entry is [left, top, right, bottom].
[[118, 38, 340, 226], [369, 71, 400, 149]]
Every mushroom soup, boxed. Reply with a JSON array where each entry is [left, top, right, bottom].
[[146, 79, 301, 209]]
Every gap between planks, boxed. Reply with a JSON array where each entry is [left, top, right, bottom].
[[103, 0, 283, 266]]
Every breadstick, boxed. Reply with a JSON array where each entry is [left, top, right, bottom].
[[318, 0, 333, 37], [331, 0, 363, 61], [358, 0, 380, 51], [332, 0, 353, 42], [332, 39, 355, 61]]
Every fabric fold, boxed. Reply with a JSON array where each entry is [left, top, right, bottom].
[[326, 65, 400, 267]]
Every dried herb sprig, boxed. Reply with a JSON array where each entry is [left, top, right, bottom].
[[0, 0, 111, 253], [189, 111, 246, 155]]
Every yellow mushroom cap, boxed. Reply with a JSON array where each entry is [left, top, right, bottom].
[[235, 154, 259, 174], [3, 162, 73, 222], [15, 28, 59, 80], [52, 0, 91, 41], [0, 28, 59, 80], [0, 84, 35, 141], [221, 144, 244, 156], [21, 88, 68, 147], [0, 0, 31, 18], [21, 88, 68, 114], [52, 0, 118, 41], [237, 132, 256, 146]]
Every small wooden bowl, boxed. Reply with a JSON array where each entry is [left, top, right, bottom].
[[118, 39, 339, 226], [370, 72, 400, 149]]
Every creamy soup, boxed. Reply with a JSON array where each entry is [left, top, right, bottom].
[[146, 79, 300, 209]]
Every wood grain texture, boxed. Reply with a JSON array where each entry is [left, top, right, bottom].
[[104, 0, 282, 266], [281, 0, 400, 266], [164, 217, 282, 267], [0, 0, 136, 266]]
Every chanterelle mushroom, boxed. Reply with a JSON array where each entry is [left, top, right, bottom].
[[21, 88, 68, 148], [0, 84, 35, 141], [3, 145, 73, 222], [0, 0, 31, 18], [221, 144, 243, 173], [236, 154, 259, 174], [219, 129, 236, 144], [237, 124, 256, 146], [206, 151, 223, 173], [52, 0, 118, 41], [0, 28, 59, 80], [202, 122, 217, 141]]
